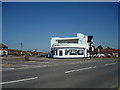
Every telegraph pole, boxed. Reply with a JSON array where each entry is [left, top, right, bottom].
[[21, 42, 23, 51], [21, 42, 23, 55]]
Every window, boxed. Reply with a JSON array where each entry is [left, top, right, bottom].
[[89, 47, 92, 52], [3, 51, 6, 55], [51, 48, 55, 55], [57, 39, 78, 44], [65, 50, 69, 55], [69, 50, 77, 55], [59, 51, 63, 56], [78, 50, 83, 55], [55, 50, 58, 55]]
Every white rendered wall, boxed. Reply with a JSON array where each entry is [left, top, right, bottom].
[[0, 50, 8, 56], [51, 33, 94, 58], [52, 48, 86, 58]]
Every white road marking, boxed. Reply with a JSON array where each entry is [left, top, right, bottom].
[[70, 62, 83, 64], [65, 66, 96, 74], [39, 62, 50, 63], [2, 68, 15, 71], [104, 62, 117, 66], [0, 77, 38, 85], [17, 65, 48, 70]]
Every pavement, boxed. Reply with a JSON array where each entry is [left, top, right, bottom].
[[1, 57, 119, 88]]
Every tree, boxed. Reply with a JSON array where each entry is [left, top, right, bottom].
[[27, 50, 32, 52], [33, 50, 37, 53], [94, 48, 98, 54], [107, 46, 110, 49], [93, 45, 103, 54], [97, 45, 103, 50]]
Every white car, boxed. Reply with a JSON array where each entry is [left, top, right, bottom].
[[100, 54, 105, 57], [93, 54, 98, 58], [97, 54, 105, 58]]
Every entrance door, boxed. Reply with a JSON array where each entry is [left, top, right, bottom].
[[59, 51, 63, 56]]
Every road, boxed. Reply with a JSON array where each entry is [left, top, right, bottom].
[[1, 58, 119, 88]]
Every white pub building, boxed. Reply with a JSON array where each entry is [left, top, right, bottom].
[[51, 33, 94, 58]]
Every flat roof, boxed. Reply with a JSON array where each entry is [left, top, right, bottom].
[[52, 37, 79, 40]]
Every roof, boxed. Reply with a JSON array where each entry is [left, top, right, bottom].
[[52, 33, 87, 40], [0, 44, 8, 48], [8, 49, 47, 54], [8, 49, 27, 52], [52, 37, 79, 40], [101, 48, 120, 53]]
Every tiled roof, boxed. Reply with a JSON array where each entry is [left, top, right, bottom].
[[0, 48, 47, 55], [8, 49, 27, 52], [101, 48, 120, 53], [8, 49, 47, 54]]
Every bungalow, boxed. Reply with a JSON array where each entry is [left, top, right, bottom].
[[8, 49, 28, 56], [0, 44, 8, 56], [101, 48, 120, 57]]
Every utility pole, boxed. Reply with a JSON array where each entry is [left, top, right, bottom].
[[21, 42, 23, 55], [21, 42, 23, 51]]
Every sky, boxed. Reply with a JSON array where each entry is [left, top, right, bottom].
[[2, 2, 118, 52], [0, 2, 1, 44]]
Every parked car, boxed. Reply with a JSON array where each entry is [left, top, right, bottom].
[[93, 54, 98, 58], [107, 53, 111, 57], [100, 54, 105, 58], [40, 54, 53, 58], [47, 54, 53, 58], [94, 54, 105, 58]]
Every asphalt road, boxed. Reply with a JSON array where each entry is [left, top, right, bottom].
[[1, 58, 119, 88]]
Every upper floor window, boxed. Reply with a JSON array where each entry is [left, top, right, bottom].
[[57, 39, 78, 44]]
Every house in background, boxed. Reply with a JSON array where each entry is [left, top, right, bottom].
[[8, 49, 28, 56], [101, 48, 120, 57], [51, 33, 94, 58], [27, 51, 47, 56], [0, 44, 8, 56], [0, 43, 47, 57]]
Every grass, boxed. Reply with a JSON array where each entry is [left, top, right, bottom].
[[8, 57, 25, 61], [2, 63, 13, 66]]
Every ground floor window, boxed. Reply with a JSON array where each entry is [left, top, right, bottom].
[[78, 50, 84, 55], [65, 49, 69, 55], [59, 51, 63, 56], [69, 50, 77, 55], [65, 48, 84, 55], [55, 50, 58, 55], [51, 48, 55, 55], [51, 48, 85, 56], [3, 51, 7, 55]]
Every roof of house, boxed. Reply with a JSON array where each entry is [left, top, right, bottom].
[[101, 48, 120, 53], [8, 49, 47, 54], [0, 44, 8, 48], [8, 49, 27, 52]]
